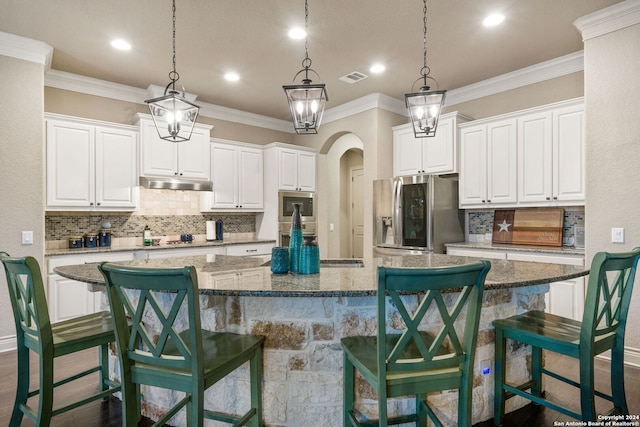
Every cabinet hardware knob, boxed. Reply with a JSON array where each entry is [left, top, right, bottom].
[[546, 197, 551, 200], [553, 196, 558, 200], [90, 202, 94, 206]]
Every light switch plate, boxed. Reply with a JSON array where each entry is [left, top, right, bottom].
[[611, 227, 625, 243], [21, 231, 33, 245]]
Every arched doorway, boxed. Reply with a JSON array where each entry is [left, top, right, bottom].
[[317, 133, 364, 259]]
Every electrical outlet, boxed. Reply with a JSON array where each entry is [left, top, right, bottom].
[[611, 228, 625, 243]]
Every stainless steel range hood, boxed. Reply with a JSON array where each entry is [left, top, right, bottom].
[[139, 176, 213, 192]]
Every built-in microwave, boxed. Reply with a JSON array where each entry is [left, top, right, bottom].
[[278, 191, 316, 223]]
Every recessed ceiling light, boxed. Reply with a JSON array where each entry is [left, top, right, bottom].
[[224, 72, 240, 82], [110, 39, 131, 51], [370, 64, 386, 74], [483, 13, 505, 27], [288, 27, 306, 40]]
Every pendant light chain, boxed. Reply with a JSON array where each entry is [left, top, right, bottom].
[[171, 0, 178, 85], [422, 0, 430, 79], [303, 0, 311, 69]]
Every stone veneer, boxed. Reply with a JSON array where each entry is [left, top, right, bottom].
[[102, 284, 547, 426]]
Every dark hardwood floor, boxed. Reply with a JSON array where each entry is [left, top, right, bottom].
[[0, 348, 638, 426]]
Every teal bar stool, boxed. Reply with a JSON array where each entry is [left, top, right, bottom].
[[0, 252, 120, 427], [341, 260, 491, 427], [98, 262, 265, 427], [493, 248, 640, 424]]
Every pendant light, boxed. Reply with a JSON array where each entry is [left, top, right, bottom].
[[283, 0, 328, 135], [145, 0, 200, 142], [405, 0, 446, 138]]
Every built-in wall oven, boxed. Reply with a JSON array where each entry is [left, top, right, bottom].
[[278, 191, 316, 246]]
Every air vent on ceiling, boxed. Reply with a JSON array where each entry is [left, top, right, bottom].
[[339, 71, 369, 84]]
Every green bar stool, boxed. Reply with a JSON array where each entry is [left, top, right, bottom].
[[98, 262, 265, 427], [493, 248, 640, 423], [341, 260, 491, 427], [0, 252, 120, 427]]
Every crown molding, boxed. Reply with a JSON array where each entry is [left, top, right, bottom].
[[444, 51, 584, 107], [0, 31, 52, 68], [44, 69, 293, 133], [323, 93, 406, 123], [574, 0, 640, 41]]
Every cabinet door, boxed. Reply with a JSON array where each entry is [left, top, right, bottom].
[[278, 148, 299, 191], [423, 116, 456, 174], [486, 119, 517, 205], [553, 104, 585, 202], [48, 274, 96, 322], [177, 127, 211, 180], [459, 126, 487, 206], [95, 127, 138, 208], [210, 143, 239, 209], [46, 120, 95, 207], [297, 151, 316, 191], [393, 125, 424, 176], [238, 147, 264, 209], [140, 119, 179, 177], [518, 112, 553, 203]]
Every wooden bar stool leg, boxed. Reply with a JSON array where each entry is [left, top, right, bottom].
[[416, 393, 427, 427], [249, 347, 263, 427], [99, 344, 109, 396], [37, 353, 55, 427], [531, 346, 543, 398], [579, 353, 596, 421], [611, 343, 629, 414], [494, 327, 507, 426], [10, 343, 29, 427], [343, 353, 355, 426]]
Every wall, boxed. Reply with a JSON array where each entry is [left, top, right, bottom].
[[0, 55, 45, 350], [583, 19, 640, 353]]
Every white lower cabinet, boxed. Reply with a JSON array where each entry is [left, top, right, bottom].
[[446, 247, 584, 320], [225, 242, 274, 256], [209, 269, 265, 290], [136, 246, 226, 260], [47, 251, 135, 322]]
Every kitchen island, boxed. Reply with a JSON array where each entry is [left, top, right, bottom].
[[55, 253, 588, 426]]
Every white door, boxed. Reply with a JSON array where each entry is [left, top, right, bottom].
[[459, 126, 487, 206], [517, 112, 553, 204], [46, 120, 95, 207], [278, 148, 299, 191], [553, 104, 585, 202], [210, 143, 239, 208], [95, 126, 138, 208], [423, 116, 455, 174], [487, 119, 517, 205], [297, 152, 317, 192], [350, 167, 364, 258], [140, 119, 178, 177], [177, 127, 211, 180], [238, 147, 264, 209], [393, 125, 424, 176]]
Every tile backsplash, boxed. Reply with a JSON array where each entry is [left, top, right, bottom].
[[467, 207, 584, 245], [46, 188, 256, 241]]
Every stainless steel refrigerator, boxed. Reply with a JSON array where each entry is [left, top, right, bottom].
[[373, 175, 464, 254]]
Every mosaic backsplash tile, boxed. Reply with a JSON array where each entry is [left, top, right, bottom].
[[45, 213, 256, 240], [468, 207, 584, 243]]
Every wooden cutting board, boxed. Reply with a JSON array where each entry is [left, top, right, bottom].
[[492, 208, 564, 246]]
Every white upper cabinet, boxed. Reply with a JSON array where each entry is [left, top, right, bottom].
[[46, 115, 138, 211], [277, 147, 316, 192], [134, 113, 213, 180], [200, 140, 264, 211], [518, 99, 585, 206], [459, 118, 518, 207], [393, 112, 470, 176]]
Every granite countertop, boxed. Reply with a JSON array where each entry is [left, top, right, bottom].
[[46, 238, 276, 257], [445, 241, 585, 256], [54, 253, 589, 297]]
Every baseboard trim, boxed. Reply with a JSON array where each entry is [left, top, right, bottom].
[[0, 335, 17, 353], [596, 346, 640, 368]]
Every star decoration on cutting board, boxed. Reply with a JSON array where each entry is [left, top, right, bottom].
[[497, 219, 512, 232]]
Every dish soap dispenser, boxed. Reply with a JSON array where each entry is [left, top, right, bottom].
[[143, 225, 151, 246]]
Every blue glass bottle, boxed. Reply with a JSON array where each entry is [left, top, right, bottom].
[[289, 203, 303, 273]]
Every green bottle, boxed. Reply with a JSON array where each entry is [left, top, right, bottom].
[[143, 225, 151, 246]]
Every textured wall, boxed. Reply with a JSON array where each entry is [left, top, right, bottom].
[[584, 23, 640, 350], [0, 56, 45, 347]]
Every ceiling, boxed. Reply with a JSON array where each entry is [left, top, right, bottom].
[[1, 0, 621, 123]]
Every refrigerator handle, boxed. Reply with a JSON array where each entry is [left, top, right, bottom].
[[393, 179, 402, 247]]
